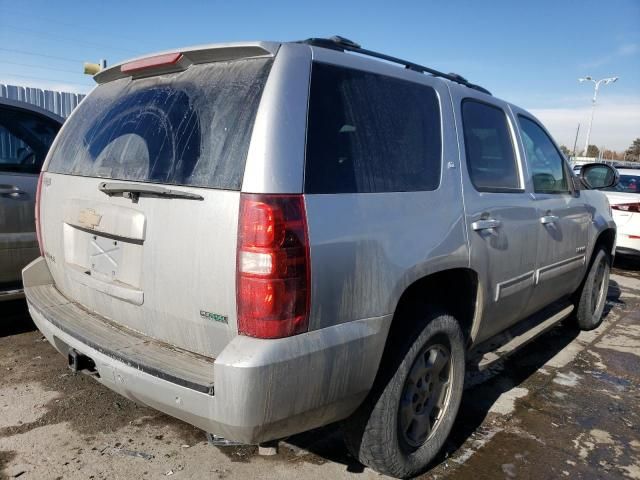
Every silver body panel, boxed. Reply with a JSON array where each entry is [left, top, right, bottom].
[[508, 103, 593, 315], [242, 43, 311, 194], [39, 173, 239, 357], [25, 256, 391, 444], [448, 86, 604, 342], [24, 40, 616, 444], [450, 86, 540, 340], [305, 46, 468, 330]]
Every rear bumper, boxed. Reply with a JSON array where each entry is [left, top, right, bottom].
[[23, 257, 391, 443]]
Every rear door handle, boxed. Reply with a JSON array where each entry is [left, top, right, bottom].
[[472, 219, 502, 231], [0, 185, 25, 196], [540, 215, 559, 225]]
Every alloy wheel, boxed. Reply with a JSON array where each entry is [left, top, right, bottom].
[[398, 343, 452, 449]]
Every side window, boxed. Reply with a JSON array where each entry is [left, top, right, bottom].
[[0, 107, 60, 174], [305, 63, 442, 194], [518, 115, 569, 194], [461, 100, 520, 192]]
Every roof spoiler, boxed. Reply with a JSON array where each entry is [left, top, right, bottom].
[[94, 42, 280, 84]]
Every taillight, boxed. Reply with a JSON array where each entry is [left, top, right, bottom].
[[237, 194, 310, 339], [612, 202, 640, 213], [35, 173, 44, 256]]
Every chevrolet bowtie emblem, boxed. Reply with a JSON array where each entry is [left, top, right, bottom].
[[77, 208, 102, 229]]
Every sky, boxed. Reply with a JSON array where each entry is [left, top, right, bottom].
[[1, 0, 639, 151]]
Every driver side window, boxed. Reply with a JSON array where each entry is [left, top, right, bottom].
[[518, 115, 569, 194]]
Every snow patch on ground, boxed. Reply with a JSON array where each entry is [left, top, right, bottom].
[[596, 323, 640, 357], [489, 387, 529, 415], [553, 371, 582, 387]]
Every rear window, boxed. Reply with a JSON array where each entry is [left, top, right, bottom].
[[305, 62, 442, 194], [47, 58, 272, 190]]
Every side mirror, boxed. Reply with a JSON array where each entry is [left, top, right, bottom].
[[579, 163, 619, 190]]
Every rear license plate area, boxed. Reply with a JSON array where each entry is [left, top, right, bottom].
[[89, 235, 122, 281]]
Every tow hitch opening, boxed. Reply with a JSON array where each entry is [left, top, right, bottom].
[[68, 349, 99, 376]]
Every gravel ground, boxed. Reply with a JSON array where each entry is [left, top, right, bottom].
[[1, 258, 639, 480]]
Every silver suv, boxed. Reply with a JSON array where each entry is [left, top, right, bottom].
[[23, 37, 618, 478]]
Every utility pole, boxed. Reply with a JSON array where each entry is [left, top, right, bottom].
[[572, 123, 580, 158], [578, 76, 619, 157]]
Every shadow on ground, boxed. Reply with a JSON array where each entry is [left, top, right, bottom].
[[1, 299, 36, 338], [281, 280, 625, 476], [2, 271, 633, 478], [282, 321, 584, 475], [614, 255, 640, 273]]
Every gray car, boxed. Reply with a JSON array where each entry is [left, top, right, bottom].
[[0, 98, 62, 301], [22, 37, 618, 478]]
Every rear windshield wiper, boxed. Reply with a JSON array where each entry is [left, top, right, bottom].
[[98, 182, 204, 202]]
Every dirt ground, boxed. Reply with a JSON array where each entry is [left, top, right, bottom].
[[1, 258, 640, 480]]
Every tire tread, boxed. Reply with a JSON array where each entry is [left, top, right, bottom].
[[342, 311, 465, 478]]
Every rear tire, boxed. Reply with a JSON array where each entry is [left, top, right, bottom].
[[342, 311, 465, 478], [573, 246, 611, 331]]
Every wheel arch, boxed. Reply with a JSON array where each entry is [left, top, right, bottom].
[[572, 227, 616, 304], [385, 268, 480, 354], [593, 228, 616, 264]]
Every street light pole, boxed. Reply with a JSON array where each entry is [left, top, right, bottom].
[[572, 123, 580, 158], [579, 76, 618, 157]]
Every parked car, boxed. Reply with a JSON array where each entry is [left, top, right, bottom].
[[22, 37, 618, 478], [600, 167, 640, 256], [0, 98, 62, 300]]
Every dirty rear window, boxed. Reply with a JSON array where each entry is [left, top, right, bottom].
[[47, 58, 272, 190]]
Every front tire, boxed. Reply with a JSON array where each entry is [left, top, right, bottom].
[[342, 311, 465, 478], [574, 246, 611, 330]]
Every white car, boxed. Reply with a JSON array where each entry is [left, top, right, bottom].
[[603, 168, 640, 256]]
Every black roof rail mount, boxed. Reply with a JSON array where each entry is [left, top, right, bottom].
[[298, 36, 491, 96]]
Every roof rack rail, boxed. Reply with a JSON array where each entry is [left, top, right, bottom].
[[297, 36, 492, 96]]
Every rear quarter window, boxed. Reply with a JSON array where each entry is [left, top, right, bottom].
[[47, 58, 272, 190], [304, 62, 442, 194]]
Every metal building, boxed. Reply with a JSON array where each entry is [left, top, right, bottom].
[[0, 83, 86, 118]]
